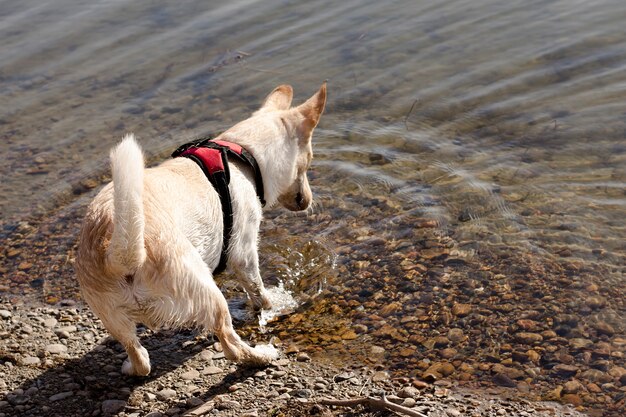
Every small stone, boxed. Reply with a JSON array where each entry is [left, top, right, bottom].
[[45, 344, 68, 354], [581, 369, 612, 383], [21, 356, 41, 366], [493, 373, 516, 388], [593, 321, 615, 336], [156, 388, 177, 401], [562, 380, 583, 394], [552, 364, 578, 378], [447, 328, 465, 343], [412, 380, 429, 389], [101, 399, 126, 415], [144, 393, 156, 401], [0, 310, 12, 319], [587, 383, 602, 393], [50, 391, 73, 401], [285, 344, 299, 354], [440, 348, 457, 359], [371, 346, 385, 354], [515, 332, 543, 344], [401, 398, 416, 407], [217, 400, 242, 410], [202, 366, 223, 375], [516, 319, 540, 331], [199, 350, 213, 361], [296, 352, 311, 362], [55, 330, 71, 339], [43, 318, 58, 328], [334, 372, 356, 382], [569, 338, 593, 349], [181, 369, 200, 380], [446, 409, 462, 417], [292, 389, 313, 398], [371, 371, 389, 382], [451, 303, 471, 317], [561, 394, 583, 406], [186, 397, 204, 407], [398, 386, 420, 399]]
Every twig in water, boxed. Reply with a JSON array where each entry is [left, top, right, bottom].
[[315, 395, 428, 417], [405, 99, 418, 130]]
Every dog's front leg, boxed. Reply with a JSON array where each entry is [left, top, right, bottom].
[[229, 243, 272, 311]]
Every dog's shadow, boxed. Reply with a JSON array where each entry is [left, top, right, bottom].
[[9, 329, 260, 417]]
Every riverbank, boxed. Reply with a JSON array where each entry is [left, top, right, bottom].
[[0, 298, 589, 417]]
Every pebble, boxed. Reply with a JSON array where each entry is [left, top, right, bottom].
[[296, 352, 311, 362], [0, 310, 11, 319], [371, 370, 389, 382], [398, 386, 420, 399], [49, 391, 73, 401], [43, 318, 58, 328], [101, 399, 126, 415], [447, 328, 465, 343], [451, 303, 471, 317], [201, 366, 223, 375], [181, 369, 200, 380], [156, 388, 177, 401], [20, 356, 41, 366], [515, 332, 543, 344], [45, 344, 68, 354]]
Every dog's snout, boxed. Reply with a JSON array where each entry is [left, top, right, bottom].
[[296, 192, 304, 208]]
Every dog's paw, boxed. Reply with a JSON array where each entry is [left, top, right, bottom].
[[250, 291, 273, 311], [252, 343, 279, 362], [121, 347, 151, 376]]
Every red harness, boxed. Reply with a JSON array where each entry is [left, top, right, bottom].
[[172, 137, 265, 274]]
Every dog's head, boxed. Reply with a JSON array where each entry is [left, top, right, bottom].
[[221, 83, 327, 211]]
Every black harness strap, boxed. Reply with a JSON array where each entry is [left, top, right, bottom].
[[172, 137, 265, 274]]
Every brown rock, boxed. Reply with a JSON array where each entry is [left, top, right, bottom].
[[515, 332, 543, 344], [580, 369, 612, 383], [592, 321, 615, 336], [379, 302, 402, 317], [447, 328, 465, 344], [440, 348, 457, 359], [585, 296, 606, 309], [561, 394, 583, 406], [516, 319, 540, 331], [371, 371, 389, 382], [562, 380, 584, 394], [587, 383, 602, 393], [285, 344, 299, 354], [411, 380, 429, 389], [398, 386, 420, 399], [439, 362, 455, 377], [569, 338, 593, 350], [17, 262, 33, 271], [552, 364, 578, 378], [526, 350, 541, 363], [608, 366, 626, 379], [452, 303, 471, 317], [493, 373, 516, 388]]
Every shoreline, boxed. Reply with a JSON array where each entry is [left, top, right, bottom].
[[0, 299, 590, 417]]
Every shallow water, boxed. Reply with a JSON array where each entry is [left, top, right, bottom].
[[1, 0, 625, 412]]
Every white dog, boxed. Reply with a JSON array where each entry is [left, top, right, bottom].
[[75, 84, 326, 376]]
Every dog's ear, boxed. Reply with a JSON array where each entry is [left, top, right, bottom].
[[296, 82, 327, 139], [260, 84, 293, 112]]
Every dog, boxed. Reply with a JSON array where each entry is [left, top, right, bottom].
[[75, 83, 326, 376]]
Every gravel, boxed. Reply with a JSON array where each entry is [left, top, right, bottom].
[[0, 299, 590, 417]]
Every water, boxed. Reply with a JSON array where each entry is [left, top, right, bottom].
[[1, 0, 625, 412]]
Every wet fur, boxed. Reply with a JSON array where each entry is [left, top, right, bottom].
[[75, 84, 326, 375]]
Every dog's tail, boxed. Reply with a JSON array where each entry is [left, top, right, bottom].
[[107, 134, 147, 273]]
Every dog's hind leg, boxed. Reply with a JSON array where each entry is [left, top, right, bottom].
[[173, 247, 278, 365], [98, 309, 151, 376]]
